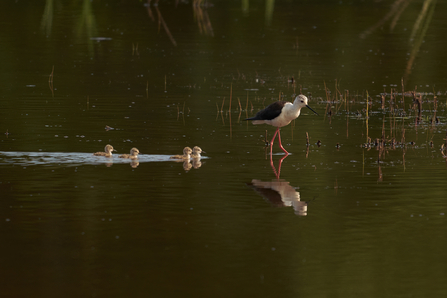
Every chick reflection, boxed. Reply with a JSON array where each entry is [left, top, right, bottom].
[[192, 158, 202, 169], [247, 179, 307, 216], [182, 159, 203, 172], [183, 160, 192, 172]]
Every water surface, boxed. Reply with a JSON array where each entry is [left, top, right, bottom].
[[1, 1, 447, 297]]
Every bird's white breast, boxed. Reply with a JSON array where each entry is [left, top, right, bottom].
[[267, 102, 300, 127]]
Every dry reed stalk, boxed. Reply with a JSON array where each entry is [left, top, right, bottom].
[[432, 94, 438, 125], [377, 165, 383, 182], [229, 104, 232, 138], [362, 149, 365, 177], [323, 81, 329, 103], [346, 114, 349, 138], [335, 79, 339, 103], [215, 103, 219, 121], [132, 43, 139, 56], [416, 93, 422, 122], [154, 6, 177, 46], [49, 65, 54, 97], [403, 151, 406, 171], [229, 83, 232, 113], [366, 91, 369, 143], [221, 98, 225, 112], [306, 132, 309, 146], [345, 89, 350, 111], [245, 92, 249, 122], [182, 102, 186, 125], [401, 77, 405, 107], [264, 130, 268, 146]]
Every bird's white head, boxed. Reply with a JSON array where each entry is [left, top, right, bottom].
[[293, 94, 309, 108], [293, 95, 318, 115]]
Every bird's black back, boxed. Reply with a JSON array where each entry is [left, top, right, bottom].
[[245, 101, 287, 121], [246, 183, 285, 207]]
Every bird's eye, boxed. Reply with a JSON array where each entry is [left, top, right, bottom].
[[301, 101, 303, 103]]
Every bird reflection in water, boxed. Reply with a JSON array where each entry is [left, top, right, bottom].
[[247, 179, 307, 216], [182, 156, 203, 172], [192, 158, 202, 169], [174, 157, 203, 172], [183, 160, 192, 172]]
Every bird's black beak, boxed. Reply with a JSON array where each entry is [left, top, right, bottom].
[[306, 105, 319, 116]]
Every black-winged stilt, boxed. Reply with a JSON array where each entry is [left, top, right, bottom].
[[192, 146, 205, 159], [119, 148, 140, 159], [170, 147, 193, 160], [245, 94, 318, 154], [93, 144, 116, 157]]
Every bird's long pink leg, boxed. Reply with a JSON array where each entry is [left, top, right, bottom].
[[277, 129, 289, 154]]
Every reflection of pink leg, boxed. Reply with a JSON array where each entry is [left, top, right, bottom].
[[270, 150, 289, 179], [277, 129, 289, 154], [270, 127, 279, 156]]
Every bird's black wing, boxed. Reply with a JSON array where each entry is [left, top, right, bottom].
[[246, 183, 285, 207], [245, 101, 287, 121]]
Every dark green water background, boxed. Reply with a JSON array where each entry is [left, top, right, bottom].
[[1, 0, 447, 297]]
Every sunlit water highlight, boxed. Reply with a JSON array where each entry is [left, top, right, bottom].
[[0, 151, 208, 166]]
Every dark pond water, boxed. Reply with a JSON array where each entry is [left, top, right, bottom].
[[1, 0, 447, 297]]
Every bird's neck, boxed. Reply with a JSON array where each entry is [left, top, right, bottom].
[[284, 102, 301, 116]]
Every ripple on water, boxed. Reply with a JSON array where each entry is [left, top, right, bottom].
[[0, 151, 209, 167]]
